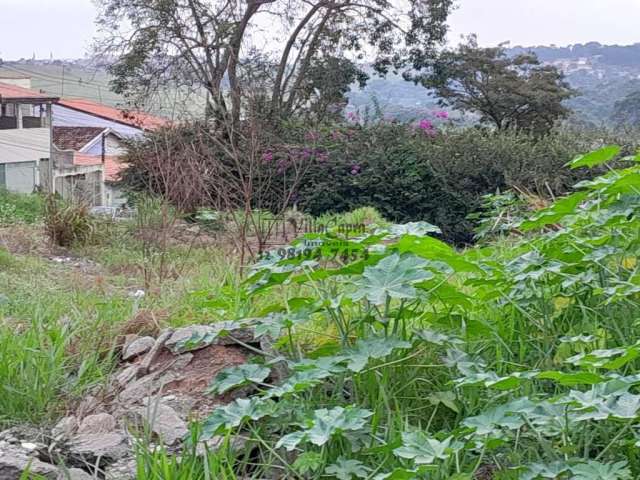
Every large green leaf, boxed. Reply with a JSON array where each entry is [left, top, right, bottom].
[[325, 458, 370, 480], [208, 364, 271, 395], [343, 337, 412, 372], [352, 253, 432, 305], [201, 397, 277, 438], [519, 191, 588, 231], [393, 432, 454, 465], [276, 406, 372, 451], [570, 460, 631, 480], [567, 145, 621, 169]]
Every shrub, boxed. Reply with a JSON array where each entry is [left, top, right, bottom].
[[297, 125, 640, 244], [43, 197, 96, 247], [0, 189, 43, 226]]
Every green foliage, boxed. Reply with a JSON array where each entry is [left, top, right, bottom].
[[298, 125, 637, 244], [190, 145, 640, 478], [0, 189, 43, 226], [413, 35, 575, 135], [43, 196, 97, 247]]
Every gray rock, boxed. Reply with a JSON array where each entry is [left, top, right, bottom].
[[132, 401, 188, 446], [118, 375, 157, 404], [122, 336, 155, 361], [57, 468, 94, 480], [115, 365, 140, 388], [138, 330, 173, 375], [0, 443, 59, 479], [104, 459, 137, 480], [164, 325, 215, 353], [216, 327, 256, 346], [52, 416, 78, 439], [69, 432, 129, 463], [77, 413, 116, 435]]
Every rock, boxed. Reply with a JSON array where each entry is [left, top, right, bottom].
[[165, 325, 215, 353], [122, 336, 155, 361], [52, 416, 78, 439], [77, 413, 116, 435], [115, 365, 140, 388], [138, 330, 173, 375], [131, 401, 188, 446], [76, 396, 100, 419], [0, 443, 58, 479], [216, 327, 256, 346], [118, 375, 157, 404], [196, 435, 247, 456], [58, 468, 94, 480], [20, 442, 37, 451], [104, 459, 137, 480], [69, 432, 129, 463]]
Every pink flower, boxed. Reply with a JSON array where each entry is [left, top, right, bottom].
[[262, 151, 273, 162], [350, 164, 361, 175], [418, 119, 434, 131], [434, 111, 449, 119]]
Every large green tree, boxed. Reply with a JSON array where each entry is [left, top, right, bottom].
[[413, 36, 575, 135], [95, 0, 453, 124]]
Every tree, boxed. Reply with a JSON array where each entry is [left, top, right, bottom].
[[612, 90, 640, 127], [413, 36, 575, 135], [95, 0, 454, 124]]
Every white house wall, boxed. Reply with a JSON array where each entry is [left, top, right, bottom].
[[4, 161, 37, 193], [52, 105, 143, 138], [0, 128, 50, 164]]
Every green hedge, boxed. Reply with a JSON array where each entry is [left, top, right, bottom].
[[297, 125, 640, 244]]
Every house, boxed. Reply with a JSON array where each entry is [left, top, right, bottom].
[[53, 98, 168, 136], [52, 126, 128, 207], [0, 81, 58, 193], [52, 98, 168, 207], [1, 73, 167, 204]]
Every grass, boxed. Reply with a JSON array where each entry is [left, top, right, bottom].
[[0, 189, 43, 226], [5, 153, 640, 480]]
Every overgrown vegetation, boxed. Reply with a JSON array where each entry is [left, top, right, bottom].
[[174, 145, 640, 479]]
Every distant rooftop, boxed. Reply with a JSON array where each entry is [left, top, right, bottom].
[[0, 81, 59, 103], [57, 98, 169, 130], [53, 126, 106, 151]]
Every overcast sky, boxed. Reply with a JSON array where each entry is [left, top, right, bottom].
[[0, 0, 639, 60]]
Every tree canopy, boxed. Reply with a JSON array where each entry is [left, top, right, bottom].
[[413, 36, 575, 135], [96, 0, 454, 124]]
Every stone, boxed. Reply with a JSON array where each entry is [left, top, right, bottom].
[[52, 416, 78, 439], [118, 375, 157, 404], [115, 365, 140, 388], [68, 432, 129, 463], [76, 396, 100, 419], [138, 330, 173, 375], [132, 401, 188, 446], [77, 413, 116, 435], [215, 327, 256, 346], [104, 459, 137, 480], [196, 435, 247, 456], [164, 325, 214, 353], [122, 336, 155, 361], [58, 468, 94, 480], [0, 443, 58, 479]]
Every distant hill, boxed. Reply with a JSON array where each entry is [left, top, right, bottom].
[[4, 42, 640, 126], [348, 42, 640, 126]]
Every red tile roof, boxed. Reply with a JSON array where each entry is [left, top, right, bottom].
[[53, 126, 105, 151], [73, 154, 127, 182], [57, 98, 169, 130], [0, 81, 59, 102]]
